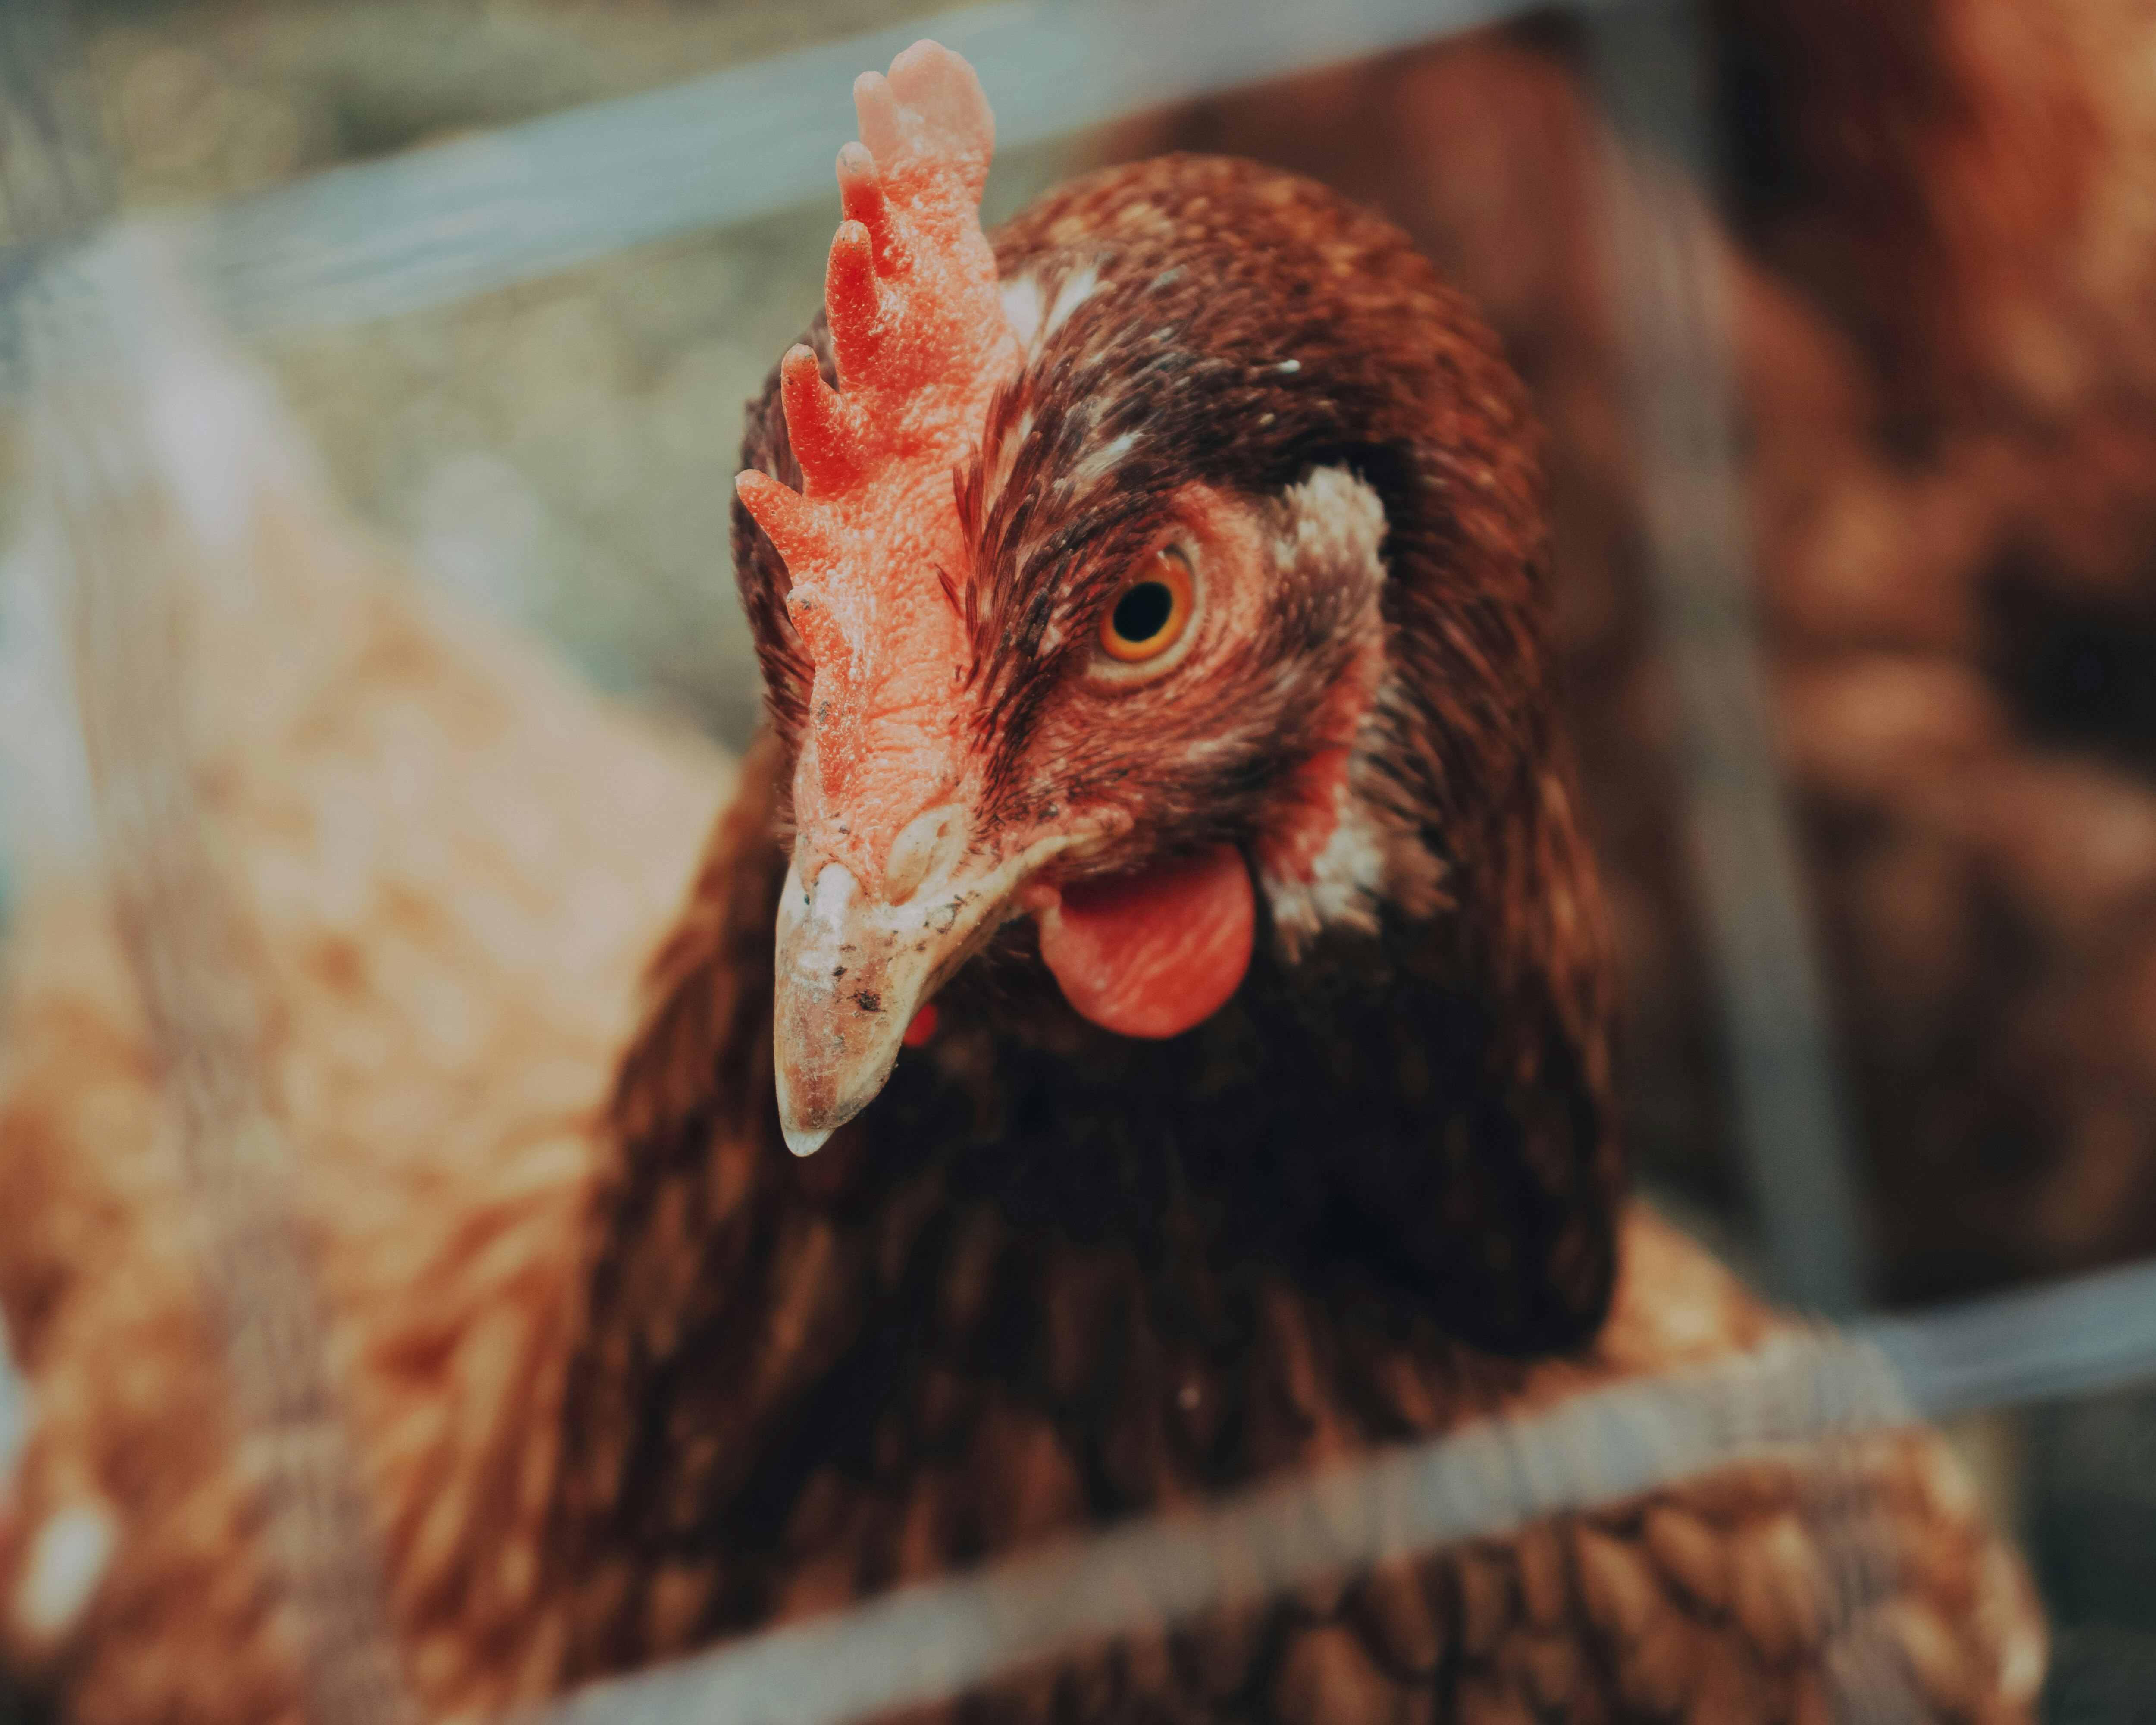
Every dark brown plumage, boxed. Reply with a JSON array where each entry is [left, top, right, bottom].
[[739, 152, 1617, 1344], [540, 146, 2040, 1718]]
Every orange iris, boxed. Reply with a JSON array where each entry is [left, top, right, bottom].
[[1098, 548, 1195, 663]]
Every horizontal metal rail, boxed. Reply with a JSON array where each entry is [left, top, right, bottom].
[[100, 0, 1585, 342], [536, 1331, 1911, 1725], [1865, 1252, 2156, 1417], [4, 1235, 2150, 1725], [538, 1246, 2156, 1725]]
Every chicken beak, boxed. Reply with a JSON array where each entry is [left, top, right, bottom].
[[771, 829, 1084, 1155]]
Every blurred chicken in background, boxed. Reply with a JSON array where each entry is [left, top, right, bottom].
[[0, 241, 728, 1719]]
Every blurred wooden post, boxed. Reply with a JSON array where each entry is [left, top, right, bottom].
[[1582, 0, 1870, 1319]]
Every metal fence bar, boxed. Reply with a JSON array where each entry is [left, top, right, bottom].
[[538, 1330, 1910, 1725], [1582, 0, 1871, 1318], [151, 0, 1586, 343], [2, 1203, 2150, 1725], [1865, 1253, 2156, 1417], [532, 1241, 2156, 1725], [0, 1316, 23, 1490], [20, 243, 416, 1725]]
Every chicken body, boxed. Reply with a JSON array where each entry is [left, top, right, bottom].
[[542, 748, 2041, 1725], [0, 307, 729, 1717], [0, 60, 2040, 1725]]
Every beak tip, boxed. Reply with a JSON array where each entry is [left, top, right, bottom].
[[783, 1123, 836, 1158]]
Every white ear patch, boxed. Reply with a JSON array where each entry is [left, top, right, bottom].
[[1267, 783, 1392, 954], [1278, 465, 1387, 596], [1258, 467, 1441, 957], [1042, 265, 1099, 342]]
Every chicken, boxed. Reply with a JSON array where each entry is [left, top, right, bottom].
[[1712, 0, 2156, 1298], [0, 39, 2041, 1725], [0, 245, 730, 1716]]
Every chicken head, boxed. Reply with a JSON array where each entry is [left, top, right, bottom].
[[738, 43, 1485, 1154]]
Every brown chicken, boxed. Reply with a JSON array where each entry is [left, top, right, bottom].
[[0, 40, 2040, 1725]]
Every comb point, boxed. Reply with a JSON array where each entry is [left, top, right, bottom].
[[836, 141, 878, 188], [826, 222, 882, 371], [780, 347, 859, 492], [852, 70, 903, 163], [836, 144, 893, 267], [754, 39, 1015, 746], [884, 41, 993, 176], [736, 469, 830, 568], [787, 583, 851, 674]]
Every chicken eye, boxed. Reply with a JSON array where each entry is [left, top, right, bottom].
[[1099, 549, 1194, 664]]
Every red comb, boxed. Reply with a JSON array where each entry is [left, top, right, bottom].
[[736, 40, 1022, 896]]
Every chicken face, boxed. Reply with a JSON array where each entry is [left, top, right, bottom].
[[737, 44, 1470, 1154], [756, 464, 1410, 1154]]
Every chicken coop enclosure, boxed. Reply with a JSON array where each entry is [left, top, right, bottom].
[[1, 0, 2155, 1721]]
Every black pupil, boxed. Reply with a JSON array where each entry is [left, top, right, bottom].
[[1112, 581, 1175, 643]]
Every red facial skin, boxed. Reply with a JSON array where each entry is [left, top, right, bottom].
[[994, 490, 1291, 1035], [1253, 645, 1381, 890], [1002, 476, 1383, 1031]]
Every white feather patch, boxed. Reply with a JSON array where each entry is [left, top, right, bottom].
[[1000, 276, 1044, 349], [1258, 468, 1434, 957], [1277, 466, 1387, 602], [1000, 265, 1099, 357], [1042, 266, 1099, 340]]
